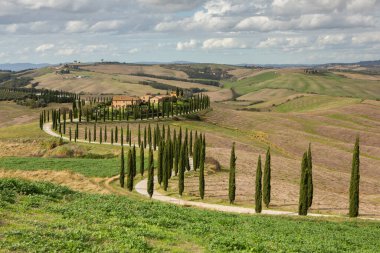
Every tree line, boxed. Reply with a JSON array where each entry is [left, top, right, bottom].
[[228, 138, 361, 218]]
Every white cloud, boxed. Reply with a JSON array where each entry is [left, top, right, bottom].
[[35, 44, 55, 53], [83, 44, 108, 53], [202, 38, 247, 49], [317, 34, 346, 45], [90, 20, 124, 32], [176, 40, 199, 50], [56, 48, 76, 56], [65, 21, 89, 33], [352, 32, 380, 44], [128, 48, 140, 54]]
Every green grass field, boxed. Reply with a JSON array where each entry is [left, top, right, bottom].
[[0, 157, 121, 177], [1, 179, 380, 252], [223, 71, 380, 99], [273, 95, 361, 113]]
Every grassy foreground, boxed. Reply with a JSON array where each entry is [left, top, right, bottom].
[[1, 179, 380, 252]]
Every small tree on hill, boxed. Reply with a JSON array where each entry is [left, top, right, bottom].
[[229, 142, 236, 204], [147, 147, 154, 198], [349, 136, 360, 218], [263, 147, 271, 208], [120, 147, 125, 188], [127, 149, 133, 191], [298, 152, 309, 216], [307, 143, 313, 208], [255, 155, 262, 213]]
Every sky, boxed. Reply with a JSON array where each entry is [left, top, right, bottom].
[[0, 0, 379, 64]]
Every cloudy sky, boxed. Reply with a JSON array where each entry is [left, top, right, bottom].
[[0, 0, 379, 64]]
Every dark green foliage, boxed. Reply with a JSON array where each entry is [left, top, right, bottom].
[[179, 143, 185, 196], [298, 152, 309, 216], [140, 147, 144, 176], [120, 147, 125, 188], [127, 150, 133, 192], [147, 147, 154, 198], [163, 143, 169, 191], [229, 143, 236, 204], [349, 137, 360, 218], [157, 141, 163, 185], [255, 155, 262, 213], [263, 147, 271, 208], [307, 144, 313, 208], [132, 145, 137, 178], [199, 137, 206, 199]]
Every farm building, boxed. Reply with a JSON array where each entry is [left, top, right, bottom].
[[112, 95, 142, 107]]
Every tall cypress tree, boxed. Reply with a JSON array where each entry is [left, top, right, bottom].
[[132, 145, 137, 177], [147, 147, 154, 198], [157, 141, 163, 185], [163, 143, 169, 191], [263, 147, 271, 208], [255, 155, 263, 213], [199, 136, 206, 199], [307, 143, 313, 208], [229, 143, 236, 204], [140, 146, 144, 176], [120, 147, 125, 188], [138, 124, 141, 147], [127, 149, 134, 191], [179, 143, 185, 196], [298, 152, 309, 216], [349, 136, 360, 218]]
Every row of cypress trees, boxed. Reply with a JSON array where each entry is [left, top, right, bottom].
[[229, 139, 361, 217], [119, 127, 207, 199]]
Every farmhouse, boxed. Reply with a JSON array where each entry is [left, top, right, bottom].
[[150, 95, 172, 104], [112, 95, 141, 107]]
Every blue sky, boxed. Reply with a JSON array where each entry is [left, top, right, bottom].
[[0, 0, 379, 64]]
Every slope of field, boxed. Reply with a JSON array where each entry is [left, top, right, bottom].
[[1, 178, 380, 252], [34, 70, 219, 95], [223, 70, 380, 99], [82, 64, 189, 79], [273, 95, 361, 113]]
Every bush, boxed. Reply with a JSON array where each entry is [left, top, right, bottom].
[[183, 114, 201, 121], [44, 143, 87, 158]]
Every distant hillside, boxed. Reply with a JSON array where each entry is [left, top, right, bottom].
[[0, 63, 51, 72]]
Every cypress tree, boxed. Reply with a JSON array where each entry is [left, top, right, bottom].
[[104, 125, 107, 143], [255, 155, 263, 213], [148, 124, 152, 148], [144, 126, 147, 148], [88, 129, 91, 143], [140, 146, 144, 176], [307, 143, 313, 208], [93, 124, 96, 142], [163, 143, 169, 191], [111, 128, 114, 145], [147, 147, 154, 198], [263, 147, 271, 208], [157, 141, 163, 185], [132, 145, 137, 177], [115, 126, 118, 143], [69, 127, 72, 141], [349, 136, 360, 218], [229, 143, 236, 204], [120, 127, 124, 146], [120, 147, 125, 188], [189, 130, 193, 156], [199, 137, 206, 199], [138, 124, 141, 147], [99, 127, 102, 144], [179, 143, 185, 196], [298, 152, 309, 216], [85, 126, 88, 140], [127, 149, 134, 191]]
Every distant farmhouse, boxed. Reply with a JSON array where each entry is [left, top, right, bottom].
[[112, 91, 178, 108]]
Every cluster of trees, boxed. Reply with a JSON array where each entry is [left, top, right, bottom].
[[228, 138, 361, 218], [118, 125, 207, 199], [1, 87, 76, 107], [40, 94, 211, 130], [132, 72, 220, 86]]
